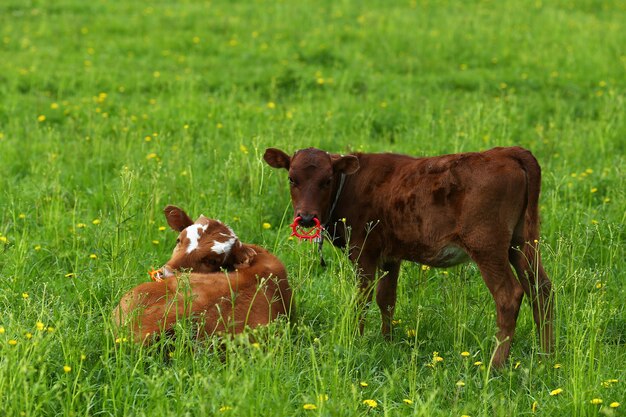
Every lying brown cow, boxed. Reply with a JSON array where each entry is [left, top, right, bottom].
[[264, 147, 553, 366], [112, 206, 293, 343]]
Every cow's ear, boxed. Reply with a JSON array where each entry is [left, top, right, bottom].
[[332, 155, 360, 175], [263, 148, 291, 170], [231, 243, 257, 269], [164, 205, 194, 232]]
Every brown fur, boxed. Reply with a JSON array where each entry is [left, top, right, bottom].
[[112, 207, 293, 343], [264, 146, 553, 366]]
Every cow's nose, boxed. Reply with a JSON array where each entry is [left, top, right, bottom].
[[298, 213, 317, 228], [160, 265, 175, 278]]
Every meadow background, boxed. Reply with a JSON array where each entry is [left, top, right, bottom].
[[0, 0, 624, 416]]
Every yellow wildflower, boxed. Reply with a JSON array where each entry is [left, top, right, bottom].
[[456, 380, 466, 387], [0, 326, 4, 334], [609, 402, 620, 408], [590, 398, 602, 405], [8, 339, 17, 346], [461, 351, 470, 357], [262, 222, 271, 230], [63, 365, 72, 373], [360, 381, 368, 387], [37, 115, 46, 122], [36, 322, 44, 331], [362, 399, 377, 408], [22, 292, 29, 299], [219, 406, 232, 412], [550, 388, 563, 396], [303, 404, 317, 410], [267, 102, 276, 109], [403, 399, 413, 405], [89, 254, 97, 259], [92, 218, 101, 225]]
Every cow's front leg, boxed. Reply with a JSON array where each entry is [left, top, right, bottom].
[[377, 261, 401, 339], [351, 251, 379, 336]]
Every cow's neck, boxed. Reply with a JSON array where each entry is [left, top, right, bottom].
[[324, 172, 346, 228]]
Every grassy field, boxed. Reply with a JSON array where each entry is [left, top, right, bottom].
[[0, 0, 624, 415]]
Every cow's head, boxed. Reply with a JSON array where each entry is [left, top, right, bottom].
[[263, 147, 359, 227], [158, 205, 256, 278]]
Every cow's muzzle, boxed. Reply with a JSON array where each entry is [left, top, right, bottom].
[[297, 213, 318, 228]]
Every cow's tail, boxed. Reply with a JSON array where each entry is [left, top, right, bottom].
[[509, 147, 554, 354]]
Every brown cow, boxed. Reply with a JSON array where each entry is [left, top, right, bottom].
[[264, 146, 553, 366], [112, 206, 293, 343]]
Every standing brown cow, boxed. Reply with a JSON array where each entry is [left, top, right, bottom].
[[264, 146, 553, 366]]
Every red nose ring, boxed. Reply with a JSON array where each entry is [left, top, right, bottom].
[[149, 268, 164, 282], [290, 216, 323, 241]]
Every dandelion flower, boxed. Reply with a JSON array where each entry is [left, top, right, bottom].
[[18, 213, 26, 219], [403, 399, 413, 405], [158, 226, 166, 231], [0, 326, 4, 334], [92, 218, 101, 225], [360, 381, 368, 387], [63, 365, 72, 373], [610, 402, 620, 408], [267, 102, 276, 109], [36, 321, 44, 331], [456, 380, 466, 387], [362, 399, 377, 408], [219, 406, 232, 412], [76, 223, 86, 228], [474, 361, 483, 366], [318, 394, 328, 401], [89, 254, 97, 259], [532, 401, 538, 412], [406, 329, 416, 337], [0, 236, 7, 243], [25, 332, 32, 339], [553, 363, 561, 369], [152, 240, 159, 245], [22, 292, 29, 299], [8, 339, 17, 346], [37, 115, 46, 122], [461, 351, 470, 357], [550, 388, 563, 396], [303, 404, 317, 410], [47, 326, 55, 333], [240, 144, 249, 154], [51, 102, 59, 109], [65, 273, 75, 278], [590, 398, 602, 405], [262, 222, 271, 230]]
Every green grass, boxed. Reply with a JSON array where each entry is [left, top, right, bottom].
[[1, 0, 624, 415]]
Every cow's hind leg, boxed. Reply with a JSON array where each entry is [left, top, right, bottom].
[[471, 252, 525, 367], [376, 261, 401, 339], [509, 245, 554, 354]]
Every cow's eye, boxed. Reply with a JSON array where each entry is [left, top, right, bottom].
[[176, 238, 181, 245], [288, 177, 296, 186]]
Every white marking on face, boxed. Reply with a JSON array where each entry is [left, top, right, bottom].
[[185, 223, 209, 254], [211, 236, 237, 255]]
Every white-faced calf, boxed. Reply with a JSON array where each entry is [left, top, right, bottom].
[[112, 206, 293, 343]]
